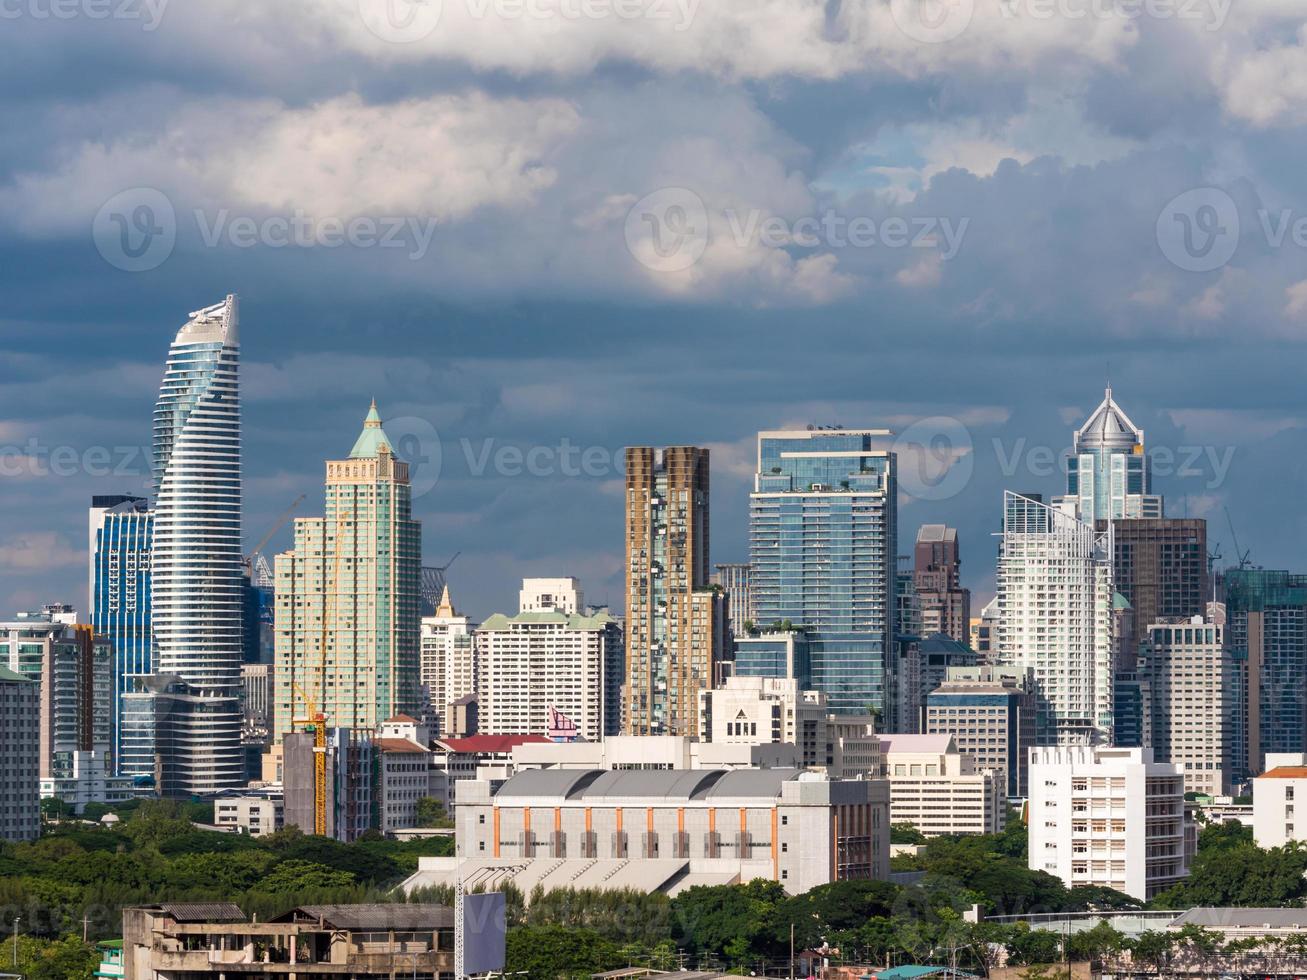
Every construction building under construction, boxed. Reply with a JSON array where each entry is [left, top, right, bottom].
[[283, 728, 375, 842]]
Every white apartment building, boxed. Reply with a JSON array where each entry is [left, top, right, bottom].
[[419, 587, 477, 737], [401, 767, 890, 897], [1028, 745, 1190, 901], [925, 666, 1037, 799], [997, 492, 1115, 745], [1141, 617, 1230, 797], [1252, 753, 1307, 849], [0, 666, 39, 842], [214, 790, 284, 836], [879, 734, 1005, 836], [475, 580, 623, 741], [375, 716, 433, 834], [698, 676, 880, 778], [519, 578, 583, 615]]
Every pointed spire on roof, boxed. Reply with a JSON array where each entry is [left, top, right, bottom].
[[348, 401, 395, 458], [1074, 386, 1143, 452], [435, 584, 456, 618]]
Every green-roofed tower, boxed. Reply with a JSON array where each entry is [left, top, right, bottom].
[[274, 402, 423, 742]]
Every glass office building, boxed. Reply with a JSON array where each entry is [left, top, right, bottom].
[[749, 429, 896, 715], [1055, 387, 1163, 521], [89, 494, 153, 776]]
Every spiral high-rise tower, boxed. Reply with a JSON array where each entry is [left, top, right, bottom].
[[150, 294, 244, 793]]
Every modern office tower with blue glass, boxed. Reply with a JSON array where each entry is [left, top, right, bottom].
[[89, 493, 153, 776], [1054, 387, 1163, 521], [150, 294, 244, 794], [749, 429, 897, 717]]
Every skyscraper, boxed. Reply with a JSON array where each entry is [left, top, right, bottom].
[[913, 525, 971, 644], [1055, 387, 1162, 521], [89, 494, 153, 775], [274, 402, 422, 741], [750, 429, 897, 716], [1105, 518, 1208, 669], [1224, 569, 1307, 781], [623, 446, 721, 736], [997, 492, 1115, 745], [150, 295, 244, 793]]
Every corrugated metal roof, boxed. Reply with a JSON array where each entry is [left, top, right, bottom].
[[275, 904, 454, 931], [1174, 908, 1307, 928], [157, 903, 246, 923], [702, 768, 801, 799], [494, 768, 606, 800]]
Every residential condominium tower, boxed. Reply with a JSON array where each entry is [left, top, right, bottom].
[[419, 586, 477, 737], [750, 429, 897, 716], [712, 563, 754, 637], [997, 492, 1115, 745], [475, 579, 624, 741], [274, 402, 422, 741], [623, 446, 722, 737], [149, 295, 244, 793], [89, 494, 153, 776]]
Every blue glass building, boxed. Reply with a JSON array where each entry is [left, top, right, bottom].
[[1055, 387, 1163, 521], [749, 428, 896, 715], [89, 494, 153, 777]]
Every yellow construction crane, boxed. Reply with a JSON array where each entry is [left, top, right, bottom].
[[292, 682, 328, 836]]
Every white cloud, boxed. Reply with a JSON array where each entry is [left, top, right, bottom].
[[0, 532, 82, 571]]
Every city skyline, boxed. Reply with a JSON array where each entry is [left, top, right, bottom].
[[0, 327, 1273, 624]]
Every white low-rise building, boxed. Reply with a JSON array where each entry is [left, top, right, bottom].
[[214, 789, 284, 836], [511, 733, 800, 772], [401, 766, 889, 897], [1252, 753, 1307, 849], [1028, 745, 1191, 901], [699, 676, 880, 778], [879, 734, 1005, 836]]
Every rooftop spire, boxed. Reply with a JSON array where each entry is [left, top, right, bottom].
[[435, 584, 456, 618], [348, 400, 395, 458]]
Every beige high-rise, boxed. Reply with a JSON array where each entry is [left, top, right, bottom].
[[274, 403, 422, 741], [624, 446, 722, 737]]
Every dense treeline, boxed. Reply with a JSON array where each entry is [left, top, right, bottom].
[[0, 799, 453, 978], [6, 804, 1307, 979]]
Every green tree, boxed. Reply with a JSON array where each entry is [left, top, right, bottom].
[[414, 797, 454, 828], [890, 823, 927, 845], [506, 924, 622, 978], [258, 859, 357, 892]]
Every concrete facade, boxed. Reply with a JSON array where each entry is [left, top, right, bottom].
[[0, 666, 39, 841], [1028, 745, 1190, 901], [880, 734, 1005, 836]]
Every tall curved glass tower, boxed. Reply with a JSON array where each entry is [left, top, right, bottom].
[[150, 294, 244, 793]]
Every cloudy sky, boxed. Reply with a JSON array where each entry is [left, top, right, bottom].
[[4, 0, 1307, 620]]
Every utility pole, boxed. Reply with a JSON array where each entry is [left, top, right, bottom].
[[83, 913, 91, 944], [789, 923, 795, 980], [11, 917, 18, 970]]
